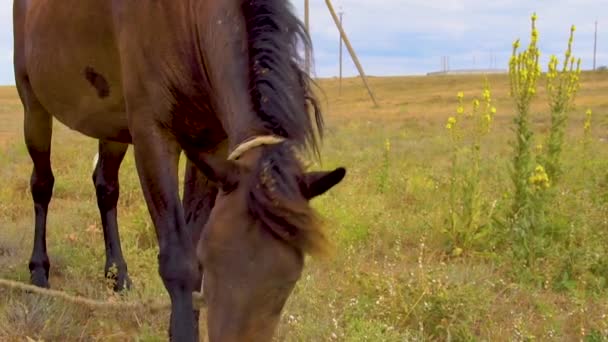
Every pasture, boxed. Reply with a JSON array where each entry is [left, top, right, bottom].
[[1, 70, 607, 340]]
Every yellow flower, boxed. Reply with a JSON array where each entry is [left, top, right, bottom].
[[531, 28, 539, 41], [451, 247, 463, 257], [457, 91, 464, 100], [484, 114, 492, 125], [446, 116, 456, 130], [483, 89, 491, 101], [513, 39, 520, 50], [456, 106, 465, 115], [529, 165, 550, 190], [490, 107, 497, 115], [536, 144, 543, 153], [473, 99, 480, 108], [584, 109, 592, 131], [584, 121, 591, 130]]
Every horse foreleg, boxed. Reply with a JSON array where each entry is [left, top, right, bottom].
[[92, 140, 131, 291], [131, 125, 199, 342]]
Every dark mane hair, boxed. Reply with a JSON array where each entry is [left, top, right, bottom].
[[239, 1, 329, 254], [241, 0, 323, 157], [246, 143, 328, 255]]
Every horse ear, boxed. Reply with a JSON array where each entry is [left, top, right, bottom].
[[186, 151, 240, 189], [300, 167, 346, 199]]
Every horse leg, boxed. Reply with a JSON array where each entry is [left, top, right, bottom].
[[20, 81, 54, 288], [183, 156, 221, 249], [92, 140, 131, 291], [182, 157, 219, 321], [131, 127, 199, 342]]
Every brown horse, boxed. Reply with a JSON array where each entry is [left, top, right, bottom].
[[13, 0, 345, 340]]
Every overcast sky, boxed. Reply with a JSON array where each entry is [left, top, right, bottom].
[[0, 0, 605, 84]]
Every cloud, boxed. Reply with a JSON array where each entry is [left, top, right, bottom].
[[0, 0, 605, 85], [291, 0, 607, 76]]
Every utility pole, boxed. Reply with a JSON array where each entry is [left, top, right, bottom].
[[338, 9, 344, 96], [301, 0, 378, 105], [594, 20, 598, 71], [325, 0, 378, 107]]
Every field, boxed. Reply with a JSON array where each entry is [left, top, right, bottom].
[[0, 71, 607, 341]]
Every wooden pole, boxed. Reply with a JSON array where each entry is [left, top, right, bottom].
[[593, 20, 598, 71], [325, 0, 379, 107], [304, 0, 311, 74], [339, 10, 343, 96]]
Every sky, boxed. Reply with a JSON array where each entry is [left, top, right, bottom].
[[0, 0, 606, 85]]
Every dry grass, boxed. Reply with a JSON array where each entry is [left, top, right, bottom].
[[1, 71, 607, 340]]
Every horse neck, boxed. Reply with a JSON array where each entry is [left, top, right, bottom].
[[186, 0, 269, 149]]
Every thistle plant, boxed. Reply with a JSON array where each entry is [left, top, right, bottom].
[[446, 94, 462, 246], [582, 109, 593, 171], [445, 85, 496, 255], [540, 25, 582, 183], [583, 109, 593, 148], [506, 14, 586, 272], [507, 13, 558, 269], [509, 13, 542, 221]]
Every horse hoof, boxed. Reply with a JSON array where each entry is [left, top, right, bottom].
[[114, 274, 132, 292], [30, 269, 50, 289], [106, 272, 132, 292]]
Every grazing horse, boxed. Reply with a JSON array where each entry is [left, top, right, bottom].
[[13, 0, 345, 340]]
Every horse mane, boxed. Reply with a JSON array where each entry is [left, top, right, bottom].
[[241, 0, 323, 158], [246, 143, 329, 256], [238, 1, 329, 255]]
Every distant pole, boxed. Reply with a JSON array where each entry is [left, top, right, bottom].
[[594, 20, 598, 70], [325, 0, 378, 107], [304, 0, 310, 74], [339, 10, 344, 96]]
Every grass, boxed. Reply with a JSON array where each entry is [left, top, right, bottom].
[[0, 70, 607, 340]]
